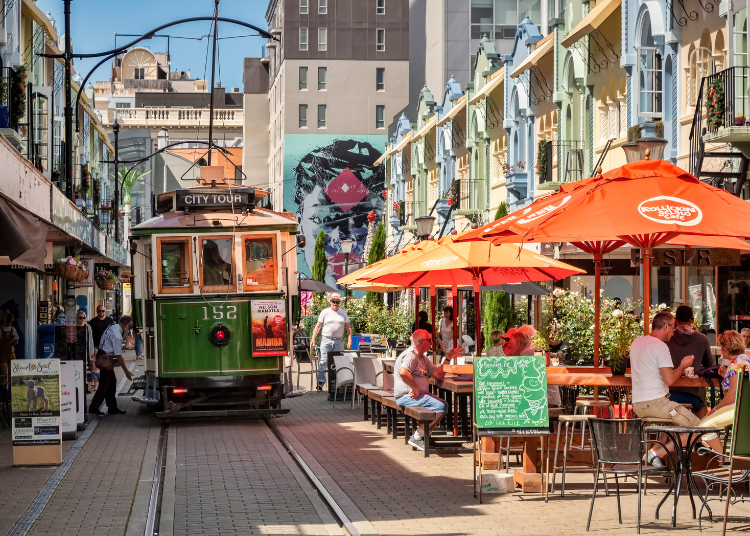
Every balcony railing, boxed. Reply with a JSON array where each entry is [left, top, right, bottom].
[[538, 140, 584, 185], [106, 108, 243, 127], [690, 66, 749, 176]]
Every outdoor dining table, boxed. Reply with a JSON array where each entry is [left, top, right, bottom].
[[649, 425, 724, 527]]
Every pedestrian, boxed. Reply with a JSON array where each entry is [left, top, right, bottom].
[[630, 311, 723, 466], [486, 330, 506, 356], [89, 315, 134, 415], [0, 311, 19, 383], [76, 309, 96, 387], [741, 327, 750, 348], [394, 329, 461, 450], [88, 305, 114, 352], [437, 306, 454, 354], [411, 310, 433, 335], [309, 293, 353, 391], [665, 305, 713, 418]]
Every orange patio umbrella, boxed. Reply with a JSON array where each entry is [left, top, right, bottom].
[[368, 233, 585, 356], [461, 158, 750, 366]]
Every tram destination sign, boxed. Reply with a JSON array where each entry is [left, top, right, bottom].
[[630, 247, 741, 267], [175, 188, 255, 209]]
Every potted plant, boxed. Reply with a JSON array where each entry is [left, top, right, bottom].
[[53, 256, 88, 282], [606, 309, 641, 375], [10, 66, 26, 129], [94, 267, 119, 290], [735, 113, 746, 126], [0, 75, 8, 128]]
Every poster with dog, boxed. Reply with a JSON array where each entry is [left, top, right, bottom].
[[10, 359, 61, 446]]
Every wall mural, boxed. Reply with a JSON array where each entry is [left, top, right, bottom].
[[285, 134, 386, 289]]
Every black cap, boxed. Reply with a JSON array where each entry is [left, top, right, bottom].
[[675, 305, 694, 323]]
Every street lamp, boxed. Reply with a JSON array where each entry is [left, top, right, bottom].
[[113, 120, 120, 243], [621, 141, 642, 163], [341, 238, 354, 305], [637, 136, 668, 161], [415, 215, 436, 241]]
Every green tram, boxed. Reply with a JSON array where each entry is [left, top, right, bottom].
[[130, 182, 300, 418]]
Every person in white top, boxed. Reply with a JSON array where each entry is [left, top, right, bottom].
[[437, 306, 454, 354], [310, 293, 353, 391], [89, 315, 134, 415], [631, 311, 723, 466]]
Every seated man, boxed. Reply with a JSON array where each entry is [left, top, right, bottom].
[[666, 305, 713, 418], [394, 329, 461, 451], [631, 311, 723, 466]]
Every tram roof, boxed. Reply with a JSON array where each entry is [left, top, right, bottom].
[[130, 207, 298, 236]]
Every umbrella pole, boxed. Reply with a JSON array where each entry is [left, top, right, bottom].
[[643, 247, 651, 335], [415, 289, 420, 331], [593, 254, 602, 368], [431, 285, 437, 363], [474, 281, 481, 357], [452, 284, 458, 351]]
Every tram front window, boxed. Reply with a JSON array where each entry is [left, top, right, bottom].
[[201, 238, 234, 291], [243, 235, 277, 291], [160, 240, 190, 290]]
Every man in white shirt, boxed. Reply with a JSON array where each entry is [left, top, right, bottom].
[[89, 315, 134, 415], [310, 293, 353, 391], [631, 311, 722, 466]]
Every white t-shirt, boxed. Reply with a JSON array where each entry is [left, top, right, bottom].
[[317, 307, 350, 339], [630, 335, 674, 403], [439, 318, 453, 345]]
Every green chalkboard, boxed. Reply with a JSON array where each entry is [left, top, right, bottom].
[[730, 370, 750, 458], [474, 355, 550, 434]]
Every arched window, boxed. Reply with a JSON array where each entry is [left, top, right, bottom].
[[637, 12, 662, 118], [688, 47, 714, 106]]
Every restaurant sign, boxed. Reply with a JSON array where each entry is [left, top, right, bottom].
[[630, 248, 741, 267]]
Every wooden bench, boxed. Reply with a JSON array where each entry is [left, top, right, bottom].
[[402, 406, 437, 457], [365, 390, 391, 429], [357, 383, 378, 421], [381, 396, 402, 439]]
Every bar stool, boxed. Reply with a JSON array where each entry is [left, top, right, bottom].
[[551, 414, 609, 496], [575, 399, 615, 449]]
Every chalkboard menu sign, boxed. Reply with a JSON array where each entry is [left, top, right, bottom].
[[474, 355, 550, 435]]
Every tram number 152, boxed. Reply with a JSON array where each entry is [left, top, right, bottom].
[[202, 305, 237, 320]]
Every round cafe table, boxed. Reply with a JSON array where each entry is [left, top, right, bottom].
[[648, 425, 724, 527]]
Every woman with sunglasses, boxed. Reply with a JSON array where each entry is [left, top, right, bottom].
[[310, 293, 353, 391]]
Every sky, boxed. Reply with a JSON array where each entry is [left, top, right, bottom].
[[36, 0, 271, 91]]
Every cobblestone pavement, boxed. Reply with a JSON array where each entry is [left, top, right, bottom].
[[173, 419, 341, 536], [280, 381, 750, 536]]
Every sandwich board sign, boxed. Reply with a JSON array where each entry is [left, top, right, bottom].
[[10, 359, 62, 466], [473, 355, 550, 435]]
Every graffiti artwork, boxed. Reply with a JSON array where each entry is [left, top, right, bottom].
[[285, 135, 386, 289]]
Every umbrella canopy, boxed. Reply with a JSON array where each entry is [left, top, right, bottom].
[[368, 235, 585, 288], [337, 240, 441, 286], [299, 278, 339, 293]]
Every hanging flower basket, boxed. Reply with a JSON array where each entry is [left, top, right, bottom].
[[96, 279, 117, 290], [53, 256, 87, 281], [95, 267, 119, 290]]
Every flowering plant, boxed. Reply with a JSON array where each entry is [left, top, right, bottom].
[[94, 267, 118, 284], [56, 256, 84, 269], [501, 162, 511, 176], [449, 179, 460, 209], [516, 160, 526, 171]]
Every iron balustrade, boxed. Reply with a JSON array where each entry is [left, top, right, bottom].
[[538, 140, 584, 184]]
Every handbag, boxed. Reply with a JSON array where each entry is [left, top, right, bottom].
[[95, 348, 114, 371], [125, 334, 135, 350]]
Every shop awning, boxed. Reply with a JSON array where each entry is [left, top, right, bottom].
[[469, 67, 505, 105], [0, 196, 47, 271], [22, 0, 59, 41], [411, 115, 437, 142], [510, 33, 554, 78], [391, 131, 413, 154], [561, 0, 621, 48], [436, 95, 467, 127], [373, 145, 391, 166]]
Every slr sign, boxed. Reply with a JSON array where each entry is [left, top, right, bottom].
[[631, 248, 741, 267]]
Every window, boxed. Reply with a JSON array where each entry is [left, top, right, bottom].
[[115, 102, 131, 109], [318, 28, 328, 51], [242, 234, 278, 292], [376, 0, 385, 14], [376, 105, 385, 128], [471, 0, 548, 39], [300, 0, 308, 14], [134, 67, 145, 80], [157, 238, 192, 294], [299, 28, 309, 51], [319, 0, 327, 14], [200, 237, 234, 292], [376, 67, 385, 90], [318, 67, 327, 90], [299, 67, 308, 90], [637, 47, 663, 118], [318, 104, 326, 128], [735, 10, 748, 115], [688, 48, 714, 106], [376, 29, 385, 52], [299, 104, 308, 128]]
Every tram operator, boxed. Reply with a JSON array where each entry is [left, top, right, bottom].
[[203, 239, 232, 286], [310, 293, 353, 391]]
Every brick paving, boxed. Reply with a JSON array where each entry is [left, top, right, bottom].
[[173, 419, 340, 536], [280, 384, 750, 536]]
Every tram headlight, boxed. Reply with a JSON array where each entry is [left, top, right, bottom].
[[209, 324, 231, 347]]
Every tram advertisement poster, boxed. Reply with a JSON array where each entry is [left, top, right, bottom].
[[250, 299, 288, 356], [10, 359, 61, 446]]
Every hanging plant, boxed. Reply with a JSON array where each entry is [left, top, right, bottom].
[[397, 200, 405, 224], [535, 140, 548, 177], [92, 177, 101, 206], [10, 66, 27, 126], [81, 167, 91, 196], [449, 179, 460, 209], [705, 77, 725, 131]]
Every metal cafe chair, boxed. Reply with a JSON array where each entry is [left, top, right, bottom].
[[587, 418, 676, 534], [332, 354, 355, 409]]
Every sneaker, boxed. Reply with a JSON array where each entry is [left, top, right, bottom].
[[646, 451, 666, 467], [408, 436, 425, 451], [107, 408, 126, 415], [317, 382, 325, 391], [89, 408, 104, 416]]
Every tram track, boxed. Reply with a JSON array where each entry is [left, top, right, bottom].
[[143, 417, 364, 536]]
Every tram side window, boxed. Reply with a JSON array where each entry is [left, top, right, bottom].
[[201, 237, 234, 291], [243, 235, 278, 291], [158, 239, 192, 293]]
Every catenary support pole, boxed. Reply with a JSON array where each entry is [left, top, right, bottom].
[[430, 285, 436, 362], [207, 0, 220, 166], [64, 0, 73, 200]]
